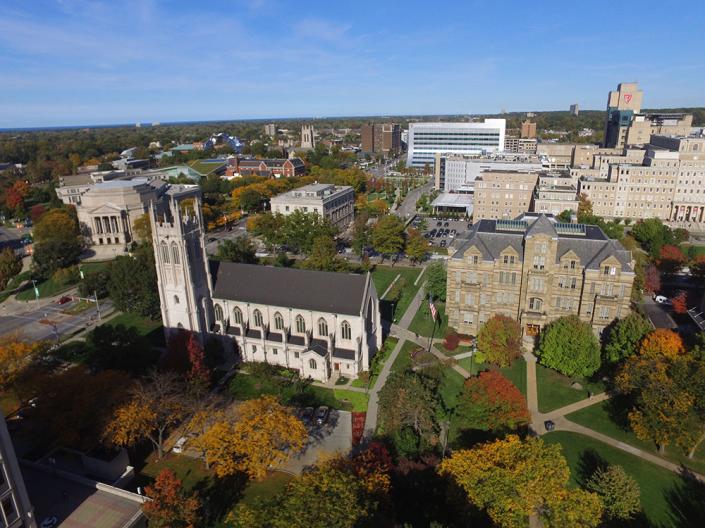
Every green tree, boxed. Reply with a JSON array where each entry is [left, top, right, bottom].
[[371, 214, 405, 260], [477, 315, 522, 367], [377, 370, 440, 453], [631, 218, 676, 257], [280, 210, 336, 255], [0, 248, 21, 290], [405, 228, 427, 264], [108, 245, 159, 318], [351, 211, 370, 257], [536, 315, 600, 377], [216, 237, 257, 264], [556, 209, 573, 223], [238, 188, 266, 212], [32, 238, 83, 279], [602, 312, 651, 364], [424, 262, 447, 301], [248, 212, 285, 249], [303, 235, 346, 271], [586, 465, 641, 521]]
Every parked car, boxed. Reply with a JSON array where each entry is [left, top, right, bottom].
[[544, 420, 555, 432], [315, 406, 330, 426], [56, 296, 72, 305], [172, 436, 188, 454], [435, 231, 443, 238], [436, 221, 442, 227], [654, 295, 669, 304], [444, 221, 449, 227], [429, 229, 437, 236], [440, 240, 447, 247]]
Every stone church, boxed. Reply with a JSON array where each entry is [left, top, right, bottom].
[[150, 185, 382, 382]]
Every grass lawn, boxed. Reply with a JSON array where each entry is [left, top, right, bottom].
[[371, 265, 400, 295], [389, 340, 419, 374], [351, 336, 399, 388], [103, 311, 165, 346], [408, 301, 448, 337], [0, 270, 31, 303], [567, 401, 705, 476], [536, 364, 605, 413], [435, 343, 473, 356], [543, 431, 684, 527], [135, 452, 212, 492], [454, 357, 526, 397], [189, 160, 224, 176], [229, 369, 367, 412], [239, 471, 294, 507], [15, 260, 113, 301], [376, 265, 423, 323]]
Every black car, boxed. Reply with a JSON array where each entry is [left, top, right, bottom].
[[429, 229, 437, 235], [544, 420, 556, 432], [444, 221, 449, 227], [440, 240, 447, 247], [315, 406, 330, 426], [301, 407, 315, 425], [435, 231, 443, 238], [436, 221, 442, 227]]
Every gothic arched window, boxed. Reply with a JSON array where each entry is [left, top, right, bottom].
[[341, 320, 351, 340], [253, 309, 263, 327], [274, 312, 284, 330], [160, 241, 170, 263], [171, 242, 180, 264], [317, 318, 328, 337], [232, 307, 242, 325], [295, 315, 306, 333], [214, 304, 224, 321], [309, 359, 317, 370]]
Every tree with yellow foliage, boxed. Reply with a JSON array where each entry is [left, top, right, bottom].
[[193, 395, 306, 479], [439, 435, 602, 528], [104, 370, 185, 459], [0, 335, 41, 392]]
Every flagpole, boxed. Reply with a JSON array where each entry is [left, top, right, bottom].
[[427, 295, 437, 354]]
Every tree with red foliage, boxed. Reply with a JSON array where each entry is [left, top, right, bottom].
[[143, 468, 200, 528], [692, 255, 705, 281], [456, 370, 530, 432], [671, 291, 688, 315], [163, 328, 191, 373], [186, 332, 210, 394], [29, 204, 46, 223], [4, 188, 23, 211], [644, 264, 661, 295], [658, 245, 687, 274], [443, 331, 460, 351]]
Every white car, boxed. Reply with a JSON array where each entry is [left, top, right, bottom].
[[172, 436, 188, 454], [654, 295, 669, 304]]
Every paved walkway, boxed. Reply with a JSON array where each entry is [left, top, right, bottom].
[[554, 416, 705, 482], [364, 336, 405, 435], [397, 284, 426, 329], [380, 274, 401, 300], [540, 393, 609, 422]]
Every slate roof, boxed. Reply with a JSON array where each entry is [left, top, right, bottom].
[[210, 262, 369, 316], [452, 214, 633, 272]]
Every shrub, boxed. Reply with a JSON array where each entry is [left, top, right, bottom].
[[443, 332, 460, 351]]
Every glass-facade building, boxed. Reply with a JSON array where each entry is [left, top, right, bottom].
[[406, 119, 506, 168]]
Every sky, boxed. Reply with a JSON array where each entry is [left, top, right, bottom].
[[2, 0, 705, 128]]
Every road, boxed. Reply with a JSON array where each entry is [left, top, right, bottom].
[[0, 225, 31, 255], [394, 180, 433, 220], [639, 295, 677, 329], [0, 296, 113, 342], [203, 218, 249, 255]]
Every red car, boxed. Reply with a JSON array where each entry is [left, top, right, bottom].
[[56, 296, 72, 305]]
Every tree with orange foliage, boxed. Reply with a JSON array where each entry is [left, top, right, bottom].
[[0, 335, 41, 392], [638, 329, 684, 359], [193, 395, 306, 479], [671, 291, 688, 315], [657, 244, 687, 274], [457, 371, 529, 432], [143, 468, 200, 528], [186, 332, 210, 395], [477, 315, 523, 367]]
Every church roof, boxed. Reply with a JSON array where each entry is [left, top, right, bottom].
[[209, 262, 370, 316]]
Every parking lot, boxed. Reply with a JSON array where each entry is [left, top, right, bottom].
[[280, 408, 351, 474], [413, 216, 471, 251]]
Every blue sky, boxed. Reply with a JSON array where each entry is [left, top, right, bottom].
[[2, 0, 705, 127]]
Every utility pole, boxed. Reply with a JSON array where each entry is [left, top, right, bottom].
[[94, 290, 101, 321]]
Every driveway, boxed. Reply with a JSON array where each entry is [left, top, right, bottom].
[[639, 295, 677, 329], [280, 410, 351, 474]]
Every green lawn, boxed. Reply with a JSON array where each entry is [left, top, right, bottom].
[[0, 270, 31, 303], [408, 301, 448, 337], [239, 471, 294, 507], [136, 452, 211, 492], [229, 369, 368, 412], [455, 358, 527, 397], [103, 311, 165, 346], [434, 343, 473, 356], [567, 401, 705, 476], [536, 364, 605, 413], [371, 265, 400, 294], [189, 160, 225, 176], [389, 340, 419, 374], [351, 336, 399, 388], [377, 265, 423, 323], [543, 431, 685, 527], [15, 260, 113, 301]]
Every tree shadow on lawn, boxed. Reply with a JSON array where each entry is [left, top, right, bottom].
[[193, 473, 249, 526], [664, 469, 705, 528]]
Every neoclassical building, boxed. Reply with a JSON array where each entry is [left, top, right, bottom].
[[150, 186, 381, 382]]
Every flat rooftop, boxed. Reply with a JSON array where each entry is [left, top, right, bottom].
[[431, 192, 474, 208], [22, 465, 143, 528]]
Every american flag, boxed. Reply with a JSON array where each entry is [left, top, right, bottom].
[[428, 295, 437, 321]]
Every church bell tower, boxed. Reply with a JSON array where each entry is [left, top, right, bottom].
[[150, 186, 214, 342]]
